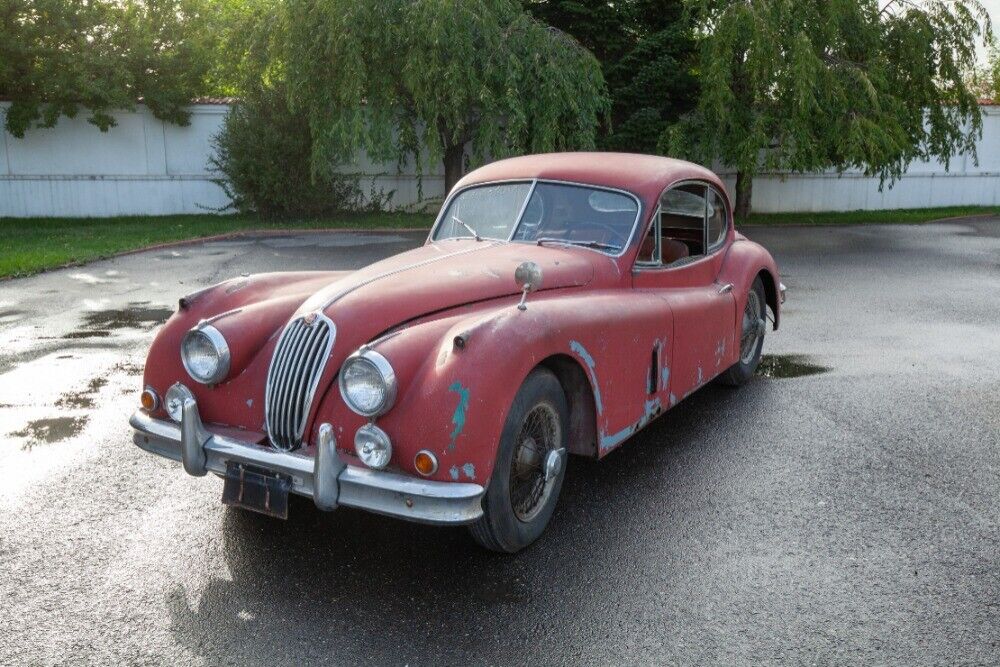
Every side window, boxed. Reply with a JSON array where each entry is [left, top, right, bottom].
[[706, 188, 727, 250], [635, 207, 660, 265], [660, 183, 706, 264]]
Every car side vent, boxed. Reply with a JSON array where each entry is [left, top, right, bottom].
[[265, 314, 336, 451]]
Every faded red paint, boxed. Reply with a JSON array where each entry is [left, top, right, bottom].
[[141, 153, 781, 486]]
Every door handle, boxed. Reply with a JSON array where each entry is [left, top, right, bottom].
[[718, 283, 733, 295]]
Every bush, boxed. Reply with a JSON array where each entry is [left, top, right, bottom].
[[210, 85, 359, 217]]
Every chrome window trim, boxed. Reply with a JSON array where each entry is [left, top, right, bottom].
[[633, 204, 662, 268], [632, 179, 729, 273], [428, 178, 643, 259], [705, 184, 730, 253]]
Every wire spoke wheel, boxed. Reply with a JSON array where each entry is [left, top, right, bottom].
[[740, 289, 764, 364], [508, 402, 560, 523]]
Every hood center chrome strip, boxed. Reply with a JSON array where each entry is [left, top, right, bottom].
[[317, 241, 504, 311]]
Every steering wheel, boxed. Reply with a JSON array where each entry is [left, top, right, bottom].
[[570, 221, 628, 249]]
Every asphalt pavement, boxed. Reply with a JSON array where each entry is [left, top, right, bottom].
[[1, 220, 998, 665]]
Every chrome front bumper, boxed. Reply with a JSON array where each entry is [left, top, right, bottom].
[[130, 399, 485, 525]]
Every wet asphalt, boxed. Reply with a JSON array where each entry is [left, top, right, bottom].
[[1, 220, 999, 665]]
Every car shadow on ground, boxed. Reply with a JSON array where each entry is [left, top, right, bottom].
[[164, 379, 777, 664]]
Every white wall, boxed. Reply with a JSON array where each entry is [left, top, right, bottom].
[[1, 102, 997, 217], [718, 105, 1000, 212], [0, 103, 232, 217]]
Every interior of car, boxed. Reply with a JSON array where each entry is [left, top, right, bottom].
[[637, 182, 727, 267]]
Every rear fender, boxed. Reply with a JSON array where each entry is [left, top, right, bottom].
[[719, 240, 781, 332]]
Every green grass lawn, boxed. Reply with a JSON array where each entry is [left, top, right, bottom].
[[0, 212, 434, 279], [743, 206, 999, 226], [2, 205, 997, 279]]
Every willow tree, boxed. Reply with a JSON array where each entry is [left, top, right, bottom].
[[0, 0, 216, 137], [283, 0, 609, 192], [663, 0, 992, 221]]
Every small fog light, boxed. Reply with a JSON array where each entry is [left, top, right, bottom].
[[354, 424, 392, 470], [164, 383, 195, 422], [140, 386, 160, 412], [414, 450, 438, 476]]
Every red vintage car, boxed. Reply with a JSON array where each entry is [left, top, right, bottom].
[[131, 152, 784, 552]]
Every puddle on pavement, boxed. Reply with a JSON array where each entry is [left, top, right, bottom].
[[55, 377, 108, 409], [757, 354, 830, 379], [111, 361, 144, 375], [63, 304, 173, 339], [82, 304, 173, 330], [63, 330, 112, 339], [11, 416, 88, 449], [0, 309, 27, 323]]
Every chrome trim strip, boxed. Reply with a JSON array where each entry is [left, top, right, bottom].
[[130, 409, 485, 525], [319, 242, 502, 310], [428, 178, 644, 259]]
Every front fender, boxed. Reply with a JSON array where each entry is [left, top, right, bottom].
[[312, 289, 676, 485]]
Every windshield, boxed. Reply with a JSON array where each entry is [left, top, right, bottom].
[[433, 181, 639, 254]]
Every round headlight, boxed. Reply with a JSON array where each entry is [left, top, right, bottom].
[[181, 325, 230, 385], [355, 424, 392, 469], [339, 350, 397, 417], [164, 383, 195, 422]]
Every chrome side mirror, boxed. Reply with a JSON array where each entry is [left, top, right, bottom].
[[515, 261, 542, 311]]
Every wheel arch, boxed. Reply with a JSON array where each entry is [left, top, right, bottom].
[[538, 354, 599, 459], [756, 268, 780, 330]]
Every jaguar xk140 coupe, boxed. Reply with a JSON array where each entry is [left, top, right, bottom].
[[131, 152, 785, 552]]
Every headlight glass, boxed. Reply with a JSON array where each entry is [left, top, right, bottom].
[[164, 383, 195, 422], [355, 424, 392, 469], [181, 325, 230, 384], [339, 350, 396, 417]]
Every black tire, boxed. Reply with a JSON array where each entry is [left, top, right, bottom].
[[469, 368, 569, 553], [719, 276, 767, 386]]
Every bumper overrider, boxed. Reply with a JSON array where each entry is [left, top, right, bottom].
[[130, 397, 485, 525]]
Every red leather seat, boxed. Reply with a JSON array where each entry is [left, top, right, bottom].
[[638, 237, 691, 265], [662, 238, 690, 264]]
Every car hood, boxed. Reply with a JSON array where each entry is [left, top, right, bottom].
[[295, 240, 600, 343]]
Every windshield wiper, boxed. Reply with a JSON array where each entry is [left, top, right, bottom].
[[452, 216, 481, 241], [536, 237, 620, 252]]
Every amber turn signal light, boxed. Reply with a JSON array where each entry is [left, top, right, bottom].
[[140, 387, 160, 412], [414, 450, 438, 476]]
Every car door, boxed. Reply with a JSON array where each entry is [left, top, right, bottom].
[[632, 181, 735, 403]]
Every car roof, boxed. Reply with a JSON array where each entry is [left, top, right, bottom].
[[454, 152, 726, 207]]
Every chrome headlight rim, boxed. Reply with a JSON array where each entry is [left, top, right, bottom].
[[338, 349, 397, 417], [181, 324, 231, 385]]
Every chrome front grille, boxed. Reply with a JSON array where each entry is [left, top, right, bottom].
[[265, 314, 336, 451]]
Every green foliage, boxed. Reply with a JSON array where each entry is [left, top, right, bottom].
[[966, 43, 1000, 100], [522, 0, 699, 153], [664, 0, 993, 219], [210, 85, 360, 217], [0, 0, 218, 137], [203, 0, 286, 96], [283, 0, 610, 189]]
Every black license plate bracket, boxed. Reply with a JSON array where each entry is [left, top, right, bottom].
[[221, 462, 292, 519]]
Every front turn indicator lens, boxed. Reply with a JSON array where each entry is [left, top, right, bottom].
[[140, 387, 159, 411], [414, 450, 438, 476]]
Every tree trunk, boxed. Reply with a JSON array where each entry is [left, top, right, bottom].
[[443, 143, 465, 195], [734, 170, 753, 224]]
